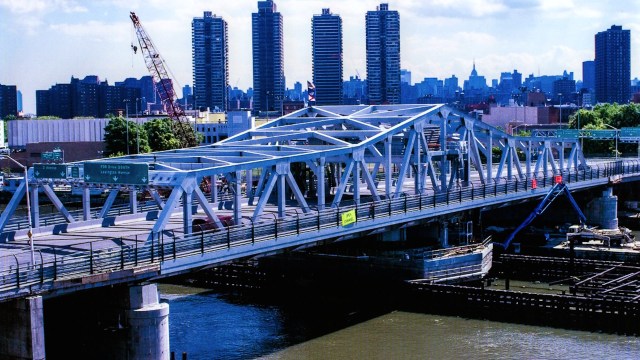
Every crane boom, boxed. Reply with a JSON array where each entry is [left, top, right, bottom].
[[129, 11, 197, 148]]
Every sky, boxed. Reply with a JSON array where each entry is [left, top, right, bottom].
[[2, 0, 640, 114]]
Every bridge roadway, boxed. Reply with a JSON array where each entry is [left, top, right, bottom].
[[2, 157, 640, 302]]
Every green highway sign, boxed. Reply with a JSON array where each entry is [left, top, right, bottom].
[[70, 166, 80, 178], [34, 164, 67, 179], [41, 151, 63, 161], [83, 162, 149, 185]]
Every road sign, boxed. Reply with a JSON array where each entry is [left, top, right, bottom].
[[34, 164, 67, 179], [341, 209, 356, 226], [70, 166, 80, 178], [83, 162, 149, 185], [41, 151, 63, 161]]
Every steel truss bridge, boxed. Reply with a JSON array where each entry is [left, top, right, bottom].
[[2, 104, 640, 301]]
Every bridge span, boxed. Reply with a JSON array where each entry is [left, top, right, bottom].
[[1, 104, 640, 359]]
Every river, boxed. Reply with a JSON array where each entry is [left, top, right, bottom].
[[159, 284, 640, 360]]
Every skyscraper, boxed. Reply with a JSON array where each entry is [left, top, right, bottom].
[[595, 25, 630, 104], [17, 90, 22, 113], [312, 8, 343, 106], [192, 11, 229, 112], [252, 0, 284, 115], [0, 84, 17, 118], [582, 60, 595, 93], [365, 3, 400, 105]]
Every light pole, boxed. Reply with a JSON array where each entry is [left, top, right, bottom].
[[265, 91, 270, 122], [1, 155, 34, 266], [520, 86, 527, 124], [135, 98, 142, 154], [578, 108, 583, 150], [558, 93, 563, 127], [123, 99, 130, 155], [604, 124, 619, 159]]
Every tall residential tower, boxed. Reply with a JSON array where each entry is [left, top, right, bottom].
[[252, 0, 284, 115], [192, 11, 229, 112], [365, 3, 400, 105], [595, 25, 630, 104], [312, 8, 343, 105]]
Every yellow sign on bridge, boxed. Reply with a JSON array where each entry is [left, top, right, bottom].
[[341, 209, 356, 226]]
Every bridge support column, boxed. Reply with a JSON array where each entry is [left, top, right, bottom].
[[317, 158, 325, 210], [183, 190, 193, 235], [0, 296, 46, 360], [439, 220, 449, 248], [123, 284, 170, 360], [234, 171, 242, 225], [30, 186, 40, 228], [130, 189, 138, 214], [82, 187, 91, 220], [212, 175, 218, 203]]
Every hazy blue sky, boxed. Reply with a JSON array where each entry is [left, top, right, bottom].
[[2, 0, 639, 113]]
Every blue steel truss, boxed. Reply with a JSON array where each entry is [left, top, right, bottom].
[[1, 105, 588, 239]]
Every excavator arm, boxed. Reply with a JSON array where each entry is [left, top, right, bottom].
[[497, 182, 586, 250]]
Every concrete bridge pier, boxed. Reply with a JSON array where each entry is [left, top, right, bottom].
[[585, 187, 619, 229], [0, 296, 46, 360], [122, 283, 170, 360]]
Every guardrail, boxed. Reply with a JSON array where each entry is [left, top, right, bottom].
[[2, 159, 640, 300]]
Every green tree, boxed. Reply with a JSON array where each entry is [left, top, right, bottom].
[[143, 118, 200, 151], [144, 118, 182, 151], [568, 103, 640, 156], [104, 117, 150, 156]]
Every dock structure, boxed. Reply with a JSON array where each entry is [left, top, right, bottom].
[[407, 255, 640, 335]]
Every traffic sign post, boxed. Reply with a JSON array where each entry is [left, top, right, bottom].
[[84, 162, 149, 185]]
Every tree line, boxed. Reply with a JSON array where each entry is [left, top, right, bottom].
[[103, 117, 199, 156], [568, 103, 640, 156]]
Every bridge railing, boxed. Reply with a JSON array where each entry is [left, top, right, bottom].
[[2, 159, 640, 299]]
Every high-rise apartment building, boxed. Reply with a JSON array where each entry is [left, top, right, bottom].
[[0, 84, 18, 118], [36, 76, 140, 118], [252, 0, 284, 115], [312, 8, 343, 105], [595, 25, 630, 104], [17, 90, 22, 113], [365, 3, 400, 105], [192, 11, 229, 112], [582, 60, 595, 93]]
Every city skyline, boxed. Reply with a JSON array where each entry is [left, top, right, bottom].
[[2, 0, 640, 113]]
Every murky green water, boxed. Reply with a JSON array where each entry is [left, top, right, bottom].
[[160, 285, 640, 360]]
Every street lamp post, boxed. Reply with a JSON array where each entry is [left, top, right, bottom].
[[265, 91, 270, 122], [123, 99, 130, 155], [604, 124, 618, 159], [2, 156, 34, 266], [135, 98, 142, 154], [520, 86, 528, 125], [558, 93, 563, 127]]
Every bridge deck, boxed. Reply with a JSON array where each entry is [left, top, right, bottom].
[[2, 158, 639, 302]]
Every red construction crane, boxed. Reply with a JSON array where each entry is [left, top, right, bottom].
[[129, 11, 197, 148]]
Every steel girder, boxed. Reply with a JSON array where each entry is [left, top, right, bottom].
[[0, 104, 589, 239]]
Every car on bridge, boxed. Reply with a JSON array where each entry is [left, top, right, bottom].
[[192, 215, 233, 231]]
